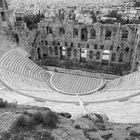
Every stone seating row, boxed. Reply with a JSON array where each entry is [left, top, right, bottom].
[[0, 49, 51, 81], [102, 71, 140, 91], [0, 69, 51, 91]]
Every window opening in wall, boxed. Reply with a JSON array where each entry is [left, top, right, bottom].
[[96, 51, 100, 60], [80, 48, 87, 62], [94, 44, 98, 49], [86, 44, 89, 48], [119, 53, 123, 62], [81, 28, 88, 41], [45, 40, 48, 45], [74, 49, 77, 57], [105, 29, 112, 40], [89, 51, 93, 59], [55, 46, 58, 55], [116, 46, 120, 51], [73, 28, 78, 37], [60, 47, 65, 60], [67, 48, 71, 57], [90, 28, 96, 39], [111, 53, 116, 62], [71, 42, 73, 48], [60, 27, 65, 35], [110, 45, 113, 50], [1, 11, 5, 21], [125, 47, 129, 52], [100, 45, 104, 49], [37, 48, 41, 60], [121, 30, 128, 41], [65, 42, 68, 46]]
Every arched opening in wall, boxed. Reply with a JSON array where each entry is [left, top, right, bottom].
[[90, 28, 96, 39], [45, 40, 48, 46], [59, 27, 65, 35], [110, 45, 113, 51], [111, 53, 116, 62], [119, 53, 124, 62], [81, 28, 88, 41], [89, 51, 93, 59], [55, 46, 58, 55], [100, 45, 104, 50], [37, 48, 41, 60], [80, 48, 87, 62], [67, 48, 71, 57], [1, 11, 6, 21], [94, 44, 98, 49], [121, 30, 128, 41], [116, 46, 120, 51], [60, 47, 65, 60], [102, 50, 110, 65], [46, 27, 52, 34], [14, 34, 19, 44], [73, 28, 78, 37], [49, 47, 52, 55], [96, 52, 100, 60], [74, 49, 77, 57], [105, 29, 112, 40], [125, 47, 129, 52]]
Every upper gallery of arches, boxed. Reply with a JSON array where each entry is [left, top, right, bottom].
[[38, 20, 136, 45]]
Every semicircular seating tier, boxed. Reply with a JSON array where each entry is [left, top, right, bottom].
[[50, 72, 104, 95], [100, 71, 140, 92], [0, 49, 53, 91], [0, 48, 140, 103]]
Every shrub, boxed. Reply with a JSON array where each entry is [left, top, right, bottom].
[[74, 125, 81, 129], [43, 111, 58, 129], [12, 111, 58, 131], [13, 115, 28, 129], [0, 98, 8, 108], [0, 131, 11, 140], [32, 111, 44, 125]]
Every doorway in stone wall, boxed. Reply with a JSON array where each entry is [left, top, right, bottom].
[[1, 11, 6, 21]]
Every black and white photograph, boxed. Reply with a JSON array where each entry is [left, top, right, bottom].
[[0, 0, 140, 139]]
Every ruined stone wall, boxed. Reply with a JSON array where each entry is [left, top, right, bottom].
[[17, 18, 140, 75], [36, 19, 137, 65]]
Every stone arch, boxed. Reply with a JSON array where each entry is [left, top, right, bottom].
[[119, 53, 124, 62], [1, 11, 6, 21], [90, 28, 96, 39], [81, 28, 88, 41], [96, 51, 100, 60], [111, 53, 116, 62], [105, 29, 112, 40]]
